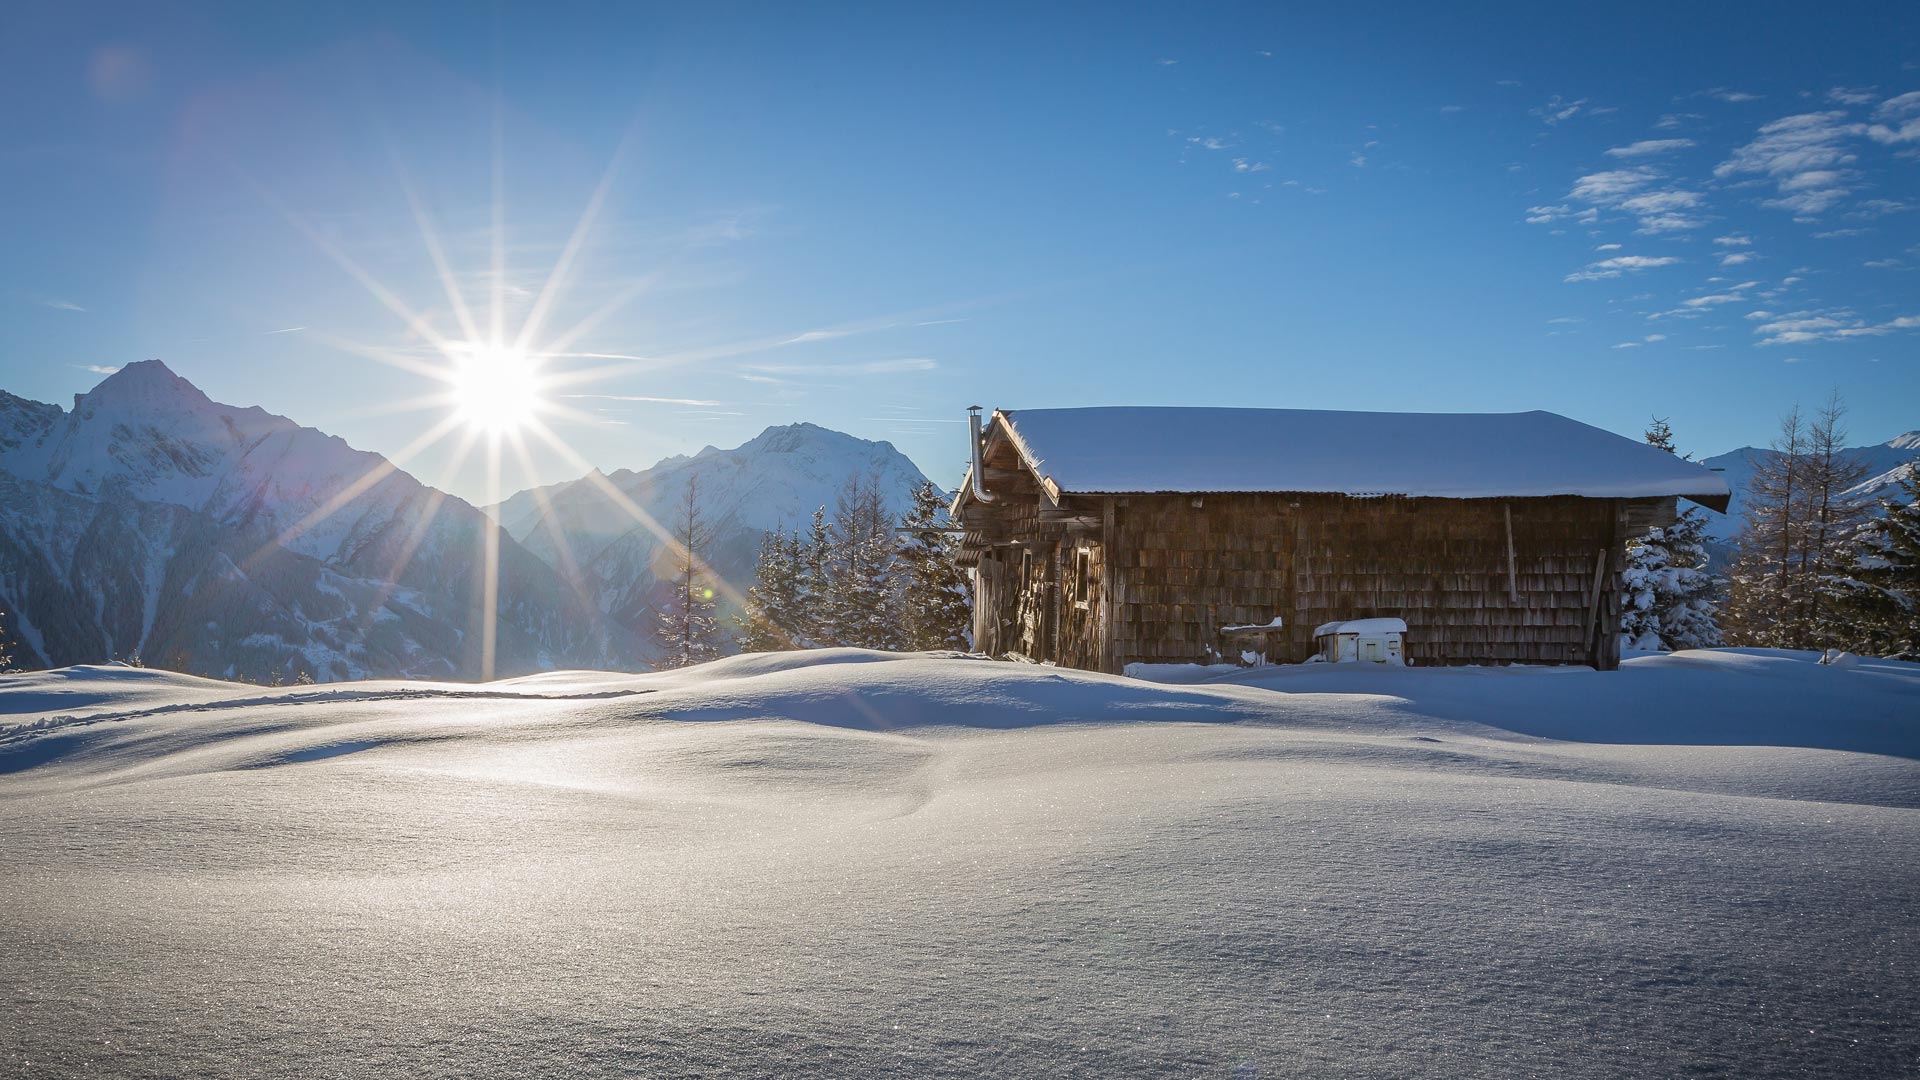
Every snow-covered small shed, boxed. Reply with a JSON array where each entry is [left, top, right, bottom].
[[1314, 618, 1407, 665], [951, 406, 1729, 672]]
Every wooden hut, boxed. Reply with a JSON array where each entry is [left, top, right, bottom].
[[952, 406, 1730, 673]]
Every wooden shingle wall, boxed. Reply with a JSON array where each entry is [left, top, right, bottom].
[[1106, 494, 1296, 666], [1104, 493, 1632, 669], [958, 435, 1649, 670]]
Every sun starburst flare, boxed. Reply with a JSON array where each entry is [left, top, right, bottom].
[[446, 342, 545, 435], [243, 130, 753, 682]]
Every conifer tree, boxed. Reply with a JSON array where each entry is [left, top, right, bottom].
[[1725, 406, 1811, 646], [1619, 418, 1721, 651], [738, 527, 805, 652], [799, 505, 836, 646], [1825, 470, 1920, 660], [1725, 394, 1871, 648], [896, 480, 972, 650], [1644, 415, 1678, 455], [654, 474, 724, 668], [823, 473, 904, 650], [0, 607, 16, 674], [1801, 392, 1872, 636]]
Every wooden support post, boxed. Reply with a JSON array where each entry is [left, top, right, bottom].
[[1600, 501, 1628, 672], [1584, 547, 1607, 668], [1099, 498, 1118, 674], [1504, 502, 1520, 605]]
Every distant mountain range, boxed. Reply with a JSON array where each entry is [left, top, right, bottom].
[[0, 361, 635, 681], [0, 362, 929, 682], [1698, 431, 1920, 547], [486, 422, 930, 639]]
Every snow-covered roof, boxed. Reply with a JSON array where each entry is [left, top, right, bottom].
[[1313, 618, 1408, 638], [985, 407, 1732, 510]]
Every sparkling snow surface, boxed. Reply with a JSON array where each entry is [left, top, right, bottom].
[[2, 650, 1917, 1079], [998, 406, 1733, 503]]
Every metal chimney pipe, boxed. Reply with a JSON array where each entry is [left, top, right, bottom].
[[967, 405, 996, 503]]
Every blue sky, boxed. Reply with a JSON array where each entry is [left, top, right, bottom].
[[3, 1, 1917, 501]]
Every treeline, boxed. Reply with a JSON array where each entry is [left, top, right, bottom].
[[1722, 393, 1919, 659], [1611, 402, 1917, 662], [651, 475, 972, 668]]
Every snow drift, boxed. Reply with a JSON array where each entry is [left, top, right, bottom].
[[2, 649, 1916, 1079]]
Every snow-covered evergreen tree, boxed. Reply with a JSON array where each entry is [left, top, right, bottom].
[[1621, 510, 1721, 651], [823, 473, 905, 650], [654, 475, 724, 669], [1824, 469, 1920, 660], [896, 480, 972, 651], [799, 505, 836, 646], [0, 607, 16, 674], [737, 527, 805, 652], [1619, 418, 1722, 652], [735, 478, 973, 654]]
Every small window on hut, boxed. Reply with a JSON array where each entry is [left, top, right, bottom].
[[1073, 548, 1091, 609]]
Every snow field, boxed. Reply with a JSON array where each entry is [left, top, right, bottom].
[[1, 649, 1916, 1079]]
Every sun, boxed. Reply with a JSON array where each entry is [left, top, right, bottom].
[[448, 343, 543, 434]]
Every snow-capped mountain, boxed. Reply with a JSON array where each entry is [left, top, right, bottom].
[[0, 361, 636, 681], [1699, 430, 1920, 544], [491, 422, 932, 640]]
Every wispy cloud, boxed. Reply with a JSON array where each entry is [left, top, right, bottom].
[[1604, 138, 1695, 158], [742, 357, 938, 376], [1570, 168, 1659, 202], [1716, 111, 1868, 217], [1867, 91, 1920, 144], [1533, 95, 1587, 125], [1564, 255, 1681, 282], [33, 296, 86, 312], [1752, 309, 1920, 346], [1713, 234, 1752, 246], [780, 328, 857, 346], [70, 363, 120, 376], [1558, 167, 1705, 232], [1697, 87, 1762, 103], [1683, 282, 1762, 308], [1827, 86, 1879, 106], [560, 393, 725, 406], [1231, 158, 1271, 173], [1720, 251, 1757, 266]]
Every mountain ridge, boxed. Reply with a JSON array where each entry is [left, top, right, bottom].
[[489, 419, 933, 641], [0, 361, 633, 681], [1698, 429, 1920, 544]]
